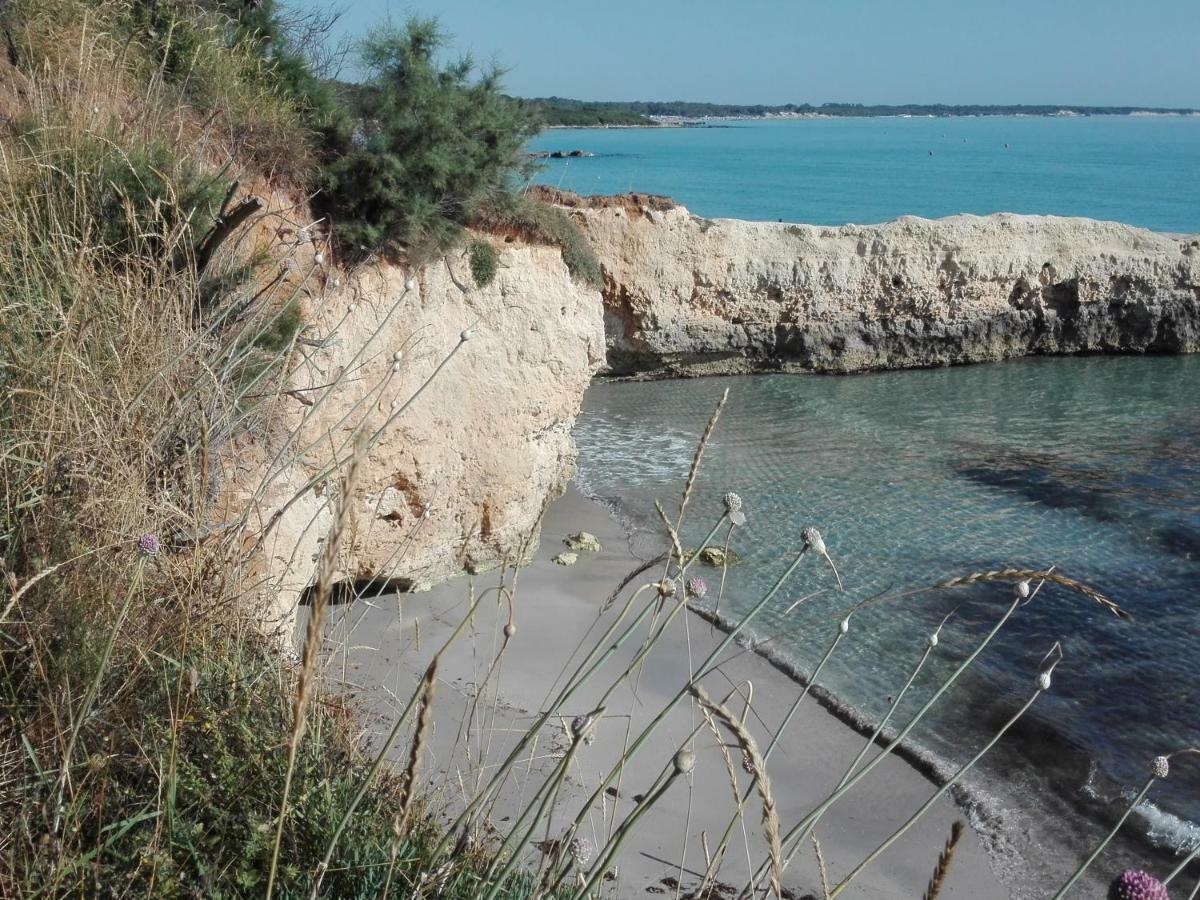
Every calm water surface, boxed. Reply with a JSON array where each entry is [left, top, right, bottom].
[[542, 115, 1200, 866], [573, 357, 1200, 857], [529, 116, 1200, 233]]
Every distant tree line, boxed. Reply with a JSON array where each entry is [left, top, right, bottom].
[[524, 96, 1199, 125]]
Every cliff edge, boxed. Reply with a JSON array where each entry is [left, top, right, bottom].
[[538, 188, 1200, 376]]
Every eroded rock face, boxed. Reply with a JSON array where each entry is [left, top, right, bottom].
[[557, 192, 1200, 375], [232, 239, 604, 633]]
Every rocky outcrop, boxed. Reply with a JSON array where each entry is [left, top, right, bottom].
[[223, 229, 605, 633], [547, 189, 1200, 375]]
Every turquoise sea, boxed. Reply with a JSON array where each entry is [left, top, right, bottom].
[[529, 116, 1200, 233], [531, 119, 1200, 873]]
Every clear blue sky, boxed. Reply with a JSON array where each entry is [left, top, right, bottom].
[[313, 0, 1200, 107]]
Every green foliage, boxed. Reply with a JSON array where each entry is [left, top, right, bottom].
[[316, 18, 540, 261], [521, 96, 652, 127], [520, 96, 1200, 120], [0, 592, 533, 898], [468, 239, 499, 287], [474, 195, 602, 287]]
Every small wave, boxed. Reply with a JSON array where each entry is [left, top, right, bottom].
[[1135, 797, 1200, 855]]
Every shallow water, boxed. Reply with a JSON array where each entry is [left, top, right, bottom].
[[572, 356, 1200, 859], [529, 116, 1200, 233]]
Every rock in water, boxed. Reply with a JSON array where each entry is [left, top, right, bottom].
[[553, 551, 579, 567], [563, 531, 603, 552]]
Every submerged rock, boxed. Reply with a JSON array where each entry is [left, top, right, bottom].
[[685, 546, 742, 567], [563, 531, 603, 552], [553, 551, 579, 567]]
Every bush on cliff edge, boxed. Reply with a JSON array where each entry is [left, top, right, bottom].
[[316, 17, 539, 262]]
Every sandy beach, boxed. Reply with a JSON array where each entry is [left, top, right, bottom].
[[321, 486, 1015, 899]]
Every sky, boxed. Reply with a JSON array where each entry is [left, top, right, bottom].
[[311, 1, 1200, 108]]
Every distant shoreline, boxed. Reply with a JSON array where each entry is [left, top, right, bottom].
[[544, 110, 1200, 129], [525, 96, 1200, 128]]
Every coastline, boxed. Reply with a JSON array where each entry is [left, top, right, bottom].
[[328, 485, 1016, 899]]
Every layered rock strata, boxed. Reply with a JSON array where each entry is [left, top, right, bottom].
[[544, 189, 1200, 376]]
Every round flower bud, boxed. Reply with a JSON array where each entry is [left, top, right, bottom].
[[404, 278, 416, 291], [1015, 580, 1031, 599], [570, 714, 592, 740], [503, 622, 517, 639], [673, 748, 696, 775], [657, 579, 677, 598], [1152, 756, 1169, 779], [686, 577, 708, 599], [568, 836, 592, 867], [314, 251, 325, 265], [802, 527, 827, 556], [729, 509, 747, 527], [393, 350, 404, 363], [347, 303, 357, 313], [1108, 869, 1169, 900], [927, 632, 939, 648], [460, 327, 475, 342], [391, 361, 402, 374], [137, 532, 160, 557], [839, 617, 850, 635], [722, 492, 743, 514], [1037, 671, 1052, 691]]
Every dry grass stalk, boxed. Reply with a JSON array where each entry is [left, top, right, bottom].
[[655, 499, 685, 568], [396, 658, 438, 837], [936, 568, 1129, 620], [922, 820, 965, 900], [265, 442, 363, 899], [690, 684, 783, 899], [812, 833, 830, 900], [677, 388, 729, 524]]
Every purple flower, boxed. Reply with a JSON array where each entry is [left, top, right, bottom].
[[137, 533, 160, 557], [1108, 870, 1170, 900], [686, 577, 707, 599]]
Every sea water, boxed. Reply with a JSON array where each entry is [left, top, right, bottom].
[[529, 115, 1200, 234], [535, 118, 1200, 872]]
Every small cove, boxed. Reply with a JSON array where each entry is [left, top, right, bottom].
[[571, 355, 1200, 865]]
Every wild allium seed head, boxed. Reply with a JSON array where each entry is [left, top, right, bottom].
[[1015, 580, 1031, 599], [460, 327, 475, 342], [1152, 756, 1170, 779], [1037, 671, 1052, 691], [802, 527, 827, 555], [674, 748, 696, 775], [504, 622, 517, 638], [137, 533, 160, 557], [687, 577, 708, 599], [722, 491, 743, 514], [657, 579, 677, 598], [928, 632, 940, 648], [729, 509, 747, 527], [1107, 869, 1169, 900], [568, 836, 593, 867]]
